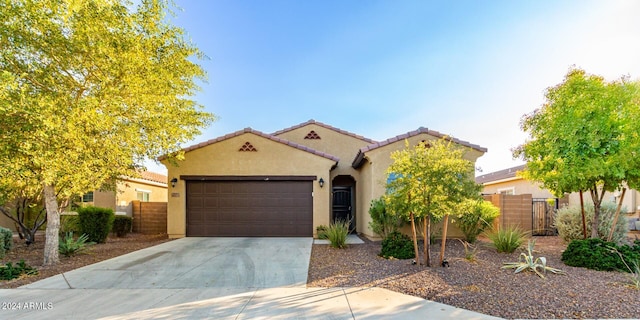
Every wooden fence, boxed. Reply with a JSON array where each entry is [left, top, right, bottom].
[[132, 201, 167, 235], [483, 194, 567, 235], [484, 194, 533, 231]]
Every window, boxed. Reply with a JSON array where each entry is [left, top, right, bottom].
[[498, 187, 515, 195], [136, 189, 151, 202], [82, 192, 94, 202]]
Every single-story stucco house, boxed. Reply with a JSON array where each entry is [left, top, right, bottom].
[[0, 172, 167, 232], [476, 164, 554, 198], [161, 120, 486, 239], [476, 164, 640, 231], [78, 171, 168, 216]]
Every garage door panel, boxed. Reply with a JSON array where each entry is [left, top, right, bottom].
[[186, 180, 312, 237]]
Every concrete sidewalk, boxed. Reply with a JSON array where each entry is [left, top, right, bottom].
[[0, 237, 502, 319], [0, 286, 501, 319]]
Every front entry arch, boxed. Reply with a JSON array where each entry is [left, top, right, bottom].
[[332, 175, 355, 233]]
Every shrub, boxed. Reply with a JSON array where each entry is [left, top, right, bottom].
[[502, 240, 565, 278], [326, 220, 349, 249], [458, 239, 478, 262], [77, 206, 115, 243], [0, 260, 38, 280], [455, 200, 500, 243], [59, 232, 93, 257], [0, 226, 12, 258], [368, 197, 402, 238], [561, 238, 640, 272], [555, 202, 629, 244], [380, 231, 414, 259], [624, 260, 640, 289], [60, 214, 81, 235], [112, 216, 133, 237], [316, 225, 328, 239], [486, 225, 527, 253]]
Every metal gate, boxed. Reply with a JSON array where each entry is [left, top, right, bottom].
[[532, 198, 558, 236], [332, 187, 355, 233]]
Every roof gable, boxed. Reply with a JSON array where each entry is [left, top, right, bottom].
[[352, 127, 487, 168], [273, 119, 376, 144], [174, 128, 340, 163]]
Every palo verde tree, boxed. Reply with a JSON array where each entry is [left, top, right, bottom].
[[514, 68, 640, 239], [0, 0, 214, 265], [385, 138, 481, 267]]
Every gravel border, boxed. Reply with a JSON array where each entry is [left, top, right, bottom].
[[307, 236, 640, 319]]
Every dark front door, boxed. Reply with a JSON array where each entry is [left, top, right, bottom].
[[332, 187, 354, 232]]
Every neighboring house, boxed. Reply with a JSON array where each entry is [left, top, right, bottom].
[[476, 164, 555, 198], [80, 171, 168, 216], [477, 165, 640, 231], [0, 172, 168, 232], [161, 120, 486, 239]]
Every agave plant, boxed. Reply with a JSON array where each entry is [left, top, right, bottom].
[[59, 232, 94, 257], [502, 240, 566, 278]]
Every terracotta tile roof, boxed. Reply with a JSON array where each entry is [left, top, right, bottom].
[[127, 171, 167, 184], [272, 119, 377, 144], [172, 128, 340, 163], [352, 127, 488, 168], [475, 164, 526, 184]]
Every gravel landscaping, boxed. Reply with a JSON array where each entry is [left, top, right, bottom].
[[307, 235, 640, 319]]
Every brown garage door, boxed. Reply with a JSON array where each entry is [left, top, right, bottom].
[[186, 180, 313, 237]]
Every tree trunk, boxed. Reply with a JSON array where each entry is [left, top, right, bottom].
[[607, 188, 626, 242], [590, 187, 605, 239], [439, 214, 449, 266], [43, 184, 60, 266], [579, 191, 587, 239], [409, 211, 420, 265], [424, 214, 431, 267]]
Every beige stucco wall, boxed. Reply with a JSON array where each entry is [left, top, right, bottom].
[[162, 132, 337, 238], [275, 123, 374, 234], [114, 179, 168, 216], [567, 188, 640, 216], [482, 178, 555, 198], [358, 133, 485, 239], [92, 190, 117, 211], [274, 123, 371, 180], [357, 160, 374, 235], [0, 212, 16, 231]]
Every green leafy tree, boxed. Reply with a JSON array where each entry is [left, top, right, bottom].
[[385, 139, 481, 266], [514, 68, 640, 239], [0, 0, 214, 265]]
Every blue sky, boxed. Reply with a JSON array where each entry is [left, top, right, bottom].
[[148, 0, 640, 175]]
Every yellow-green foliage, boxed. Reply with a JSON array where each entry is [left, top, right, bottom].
[[0, 0, 214, 264], [514, 68, 640, 239], [454, 200, 500, 243]]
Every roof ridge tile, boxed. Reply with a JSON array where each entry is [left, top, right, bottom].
[[352, 127, 487, 168]]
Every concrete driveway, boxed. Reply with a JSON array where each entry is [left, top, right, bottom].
[[20, 237, 312, 289], [0, 237, 501, 319]]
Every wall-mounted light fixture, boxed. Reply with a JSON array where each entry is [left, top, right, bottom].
[[318, 178, 324, 188], [170, 177, 178, 188]]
